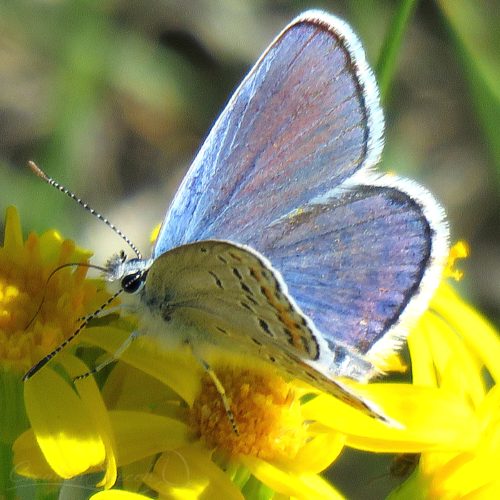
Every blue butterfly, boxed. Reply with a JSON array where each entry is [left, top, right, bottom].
[[26, 11, 449, 422]]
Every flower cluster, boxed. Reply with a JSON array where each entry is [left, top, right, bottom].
[[2, 207, 499, 498]]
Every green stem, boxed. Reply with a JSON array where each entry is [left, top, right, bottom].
[[0, 441, 16, 500], [376, 0, 420, 104]]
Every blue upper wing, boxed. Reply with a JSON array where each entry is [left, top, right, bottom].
[[152, 11, 448, 362], [245, 182, 446, 357], [154, 12, 383, 255]]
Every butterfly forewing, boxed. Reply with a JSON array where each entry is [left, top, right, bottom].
[[154, 12, 383, 254]]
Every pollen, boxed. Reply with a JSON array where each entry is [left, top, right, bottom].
[[445, 240, 469, 281], [0, 207, 101, 373], [189, 366, 307, 461]]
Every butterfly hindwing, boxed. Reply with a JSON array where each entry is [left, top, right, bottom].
[[244, 179, 448, 367], [144, 240, 322, 361]]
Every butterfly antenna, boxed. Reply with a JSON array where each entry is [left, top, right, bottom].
[[24, 262, 109, 330], [28, 161, 142, 259], [23, 288, 123, 381]]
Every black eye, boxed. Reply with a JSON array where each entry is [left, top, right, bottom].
[[121, 271, 146, 294]]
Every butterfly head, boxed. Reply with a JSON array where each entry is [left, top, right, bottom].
[[105, 250, 152, 294]]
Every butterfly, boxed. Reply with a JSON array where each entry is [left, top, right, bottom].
[[26, 10, 449, 423]]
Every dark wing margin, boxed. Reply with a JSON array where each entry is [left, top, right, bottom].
[[154, 10, 384, 255]]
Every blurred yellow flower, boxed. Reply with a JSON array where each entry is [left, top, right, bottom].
[[0, 207, 117, 489], [0, 206, 97, 375], [388, 283, 500, 498], [10, 212, 498, 500]]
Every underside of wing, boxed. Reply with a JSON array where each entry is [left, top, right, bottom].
[[154, 11, 383, 254], [142, 240, 389, 421], [145, 240, 325, 361]]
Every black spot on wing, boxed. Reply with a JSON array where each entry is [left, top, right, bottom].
[[216, 326, 228, 335], [259, 318, 273, 337], [240, 301, 254, 312], [246, 295, 259, 306], [208, 271, 223, 289], [283, 327, 294, 345], [228, 251, 242, 262]]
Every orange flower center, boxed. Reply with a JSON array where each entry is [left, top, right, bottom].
[[189, 366, 307, 461]]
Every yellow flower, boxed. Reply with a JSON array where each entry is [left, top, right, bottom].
[[388, 283, 500, 498], [12, 219, 497, 500], [19, 314, 477, 499], [0, 207, 118, 489], [66, 334, 348, 499], [0, 206, 96, 375]]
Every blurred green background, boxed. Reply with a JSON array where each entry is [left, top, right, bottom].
[[0, 0, 499, 497]]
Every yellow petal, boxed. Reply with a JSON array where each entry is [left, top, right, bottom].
[[82, 327, 201, 406], [23, 356, 105, 479], [431, 283, 500, 382], [421, 311, 485, 406], [377, 351, 408, 373], [292, 474, 345, 500], [120, 456, 157, 493], [109, 410, 190, 466], [60, 355, 117, 488], [283, 431, 345, 474], [143, 444, 243, 500], [408, 321, 438, 387], [302, 385, 478, 452], [426, 452, 498, 498], [4, 206, 23, 252], [241, 455, 342, 499], [12, 428, 59, 480], [102, 363, 183, 419], [476, 384, 500, 425], [462, 480, 500, 499]]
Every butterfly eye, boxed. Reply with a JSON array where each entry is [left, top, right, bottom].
[[121, 271, 146, 294]]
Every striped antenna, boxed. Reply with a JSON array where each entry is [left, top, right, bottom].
[[24, 261, 110, 331], [22, 289, 123, 381], [28, 161, 142, 259]]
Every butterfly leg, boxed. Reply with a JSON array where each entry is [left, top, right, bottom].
[[73, 330, 139, 382], [194, 355, 239, 435]]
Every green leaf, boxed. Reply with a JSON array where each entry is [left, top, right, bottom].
[[437, 0, 500, 185], [375, 0, 419, 105]]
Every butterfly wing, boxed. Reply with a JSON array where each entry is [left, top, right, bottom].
[[142, 240, 387, 421], [153, 11, 383, 255], [150, 11, 449, 375], [249, 178, 448, 369]]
